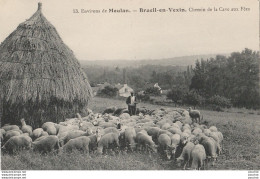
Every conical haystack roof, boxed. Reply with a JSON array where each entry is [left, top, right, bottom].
[[0, 3, 93, 127]]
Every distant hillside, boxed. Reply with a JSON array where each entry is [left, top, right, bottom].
[[80, 54, 229, 68]]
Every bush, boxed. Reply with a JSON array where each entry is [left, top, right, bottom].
[[207, 95, 232, 109], [166, 86, 187, 105], [144, 87, 161, 96], [136, 93, 150, 102], [97, 86, 119, 97], [183, 90, 204, 108]]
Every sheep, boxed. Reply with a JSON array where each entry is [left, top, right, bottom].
[[119, 112, 131, 120], [189, 134, 198, 144], [199, 136, 221, 166], [176, 142, 195, 169], [88, 131, 102, 152], [172, 123, 180, 129], [79, 121, 95, 132], [138, 129, 148, 135], [97, 132, 120, 155], [0, 129, 5, 143], [170, 134, 181, 157], [34, 135, 48, 142], [20, 118, 33, 136], [183, 128, 192, 135], [146, 127, 161, 144], [199, 124, 208, 130], [180, 132, 190, 145], [112, 108, 127, 116], [98, 122, 117, 129], [216, 131, 223, 146], [134, 127, 144, 134], [101, 127, 119, 136], [103, 107, 117, 115], [2, 125, 19, 132], [56, 124, 79, 139], [32, 136, 60, 154], [124, 127, 136, 152], [136, 132, 157, 153], [209, 126, 218, 132], [32, 129, 49, 141], [158, 134, 173, 159], [141, 122, 157, 128], [168, 127, 182, 135], [0, 129, 6, 143], [7, 129, 23, 134], [2, 135, 32, 154], [175, 121, 183, 129], [161, 123, 172, 130], [156, 119, 173, 128], [209, 131, 224, 154], [59, 130, 92, 146], [188, 107, 201, 124], [41, 131, 49, 137], [190, 144, 206, 170], [0, 128, 6, 136], [203, 129, 212, 137], [157, 129, 173, 139], [32, 128, 44, 140], [182, 124, 191, 131], [62, 136, 91, 155], [192, 127, 203, 136], [42, 122, 57, 135], [5, 130, 21, 142]]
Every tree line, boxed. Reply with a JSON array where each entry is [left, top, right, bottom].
[[83, 48, 259, 109], [167, 48, 260, 109]]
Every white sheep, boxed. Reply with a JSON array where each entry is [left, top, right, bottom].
[[209, 126, 218, 132], [2, 135, 32, 154], [2, 125, 19, 132], [124, 127, 137, 152], [61, 136, 91, 155], [191, 144, 206, 170], [97, 132, 120, 155], [32, 136, 60, 153], [42, 122, 57, 135], [158, 134, 173, 159], [20, 118, 33, 136], [168, 127, 182, 135], [4, 130, 21, 142], [32, 128, 44, 140], [0, 129, 5, 142], [199, 136, 221, 166], [176, 142, 195, 169], [192, 127, 203, 136]]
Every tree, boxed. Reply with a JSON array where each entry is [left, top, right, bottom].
[[97, 86, 119, 97], [183, 90, 204, 109], [144, 87, 161, 96], [167, 86, 188, 106]]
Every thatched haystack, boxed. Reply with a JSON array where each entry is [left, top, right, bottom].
[[0, 3, 93, 128]]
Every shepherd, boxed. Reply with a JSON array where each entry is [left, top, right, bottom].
[[126, 92, 138, 116]]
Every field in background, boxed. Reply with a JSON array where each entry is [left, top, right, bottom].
[[1, 97, 260, 170]]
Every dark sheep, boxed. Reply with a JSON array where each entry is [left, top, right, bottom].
[[188, 107, 201, 124]]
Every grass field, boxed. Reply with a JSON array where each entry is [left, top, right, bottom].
[[1, 97, 260, 170]]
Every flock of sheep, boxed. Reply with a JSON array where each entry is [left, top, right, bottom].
[[0, 107, 223, 170]]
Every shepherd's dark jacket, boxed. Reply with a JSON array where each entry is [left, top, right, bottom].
[[126, 96, 137, 105]]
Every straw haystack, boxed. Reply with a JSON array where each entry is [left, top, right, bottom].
[[0, 3, 93, 128]]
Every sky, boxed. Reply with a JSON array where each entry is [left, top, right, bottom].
[[0, 0, 259, 61]]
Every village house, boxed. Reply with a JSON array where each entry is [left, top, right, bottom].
[[154, 83, 162, 94], [115, 83, 134, 97]]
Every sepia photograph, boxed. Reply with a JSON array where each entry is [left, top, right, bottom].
[[0, 0, 259, 176]]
